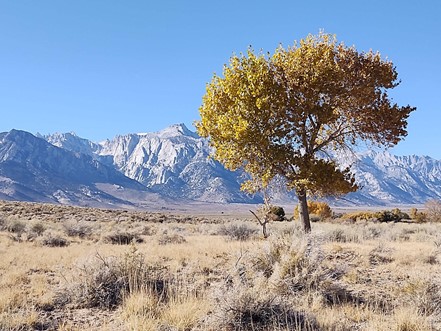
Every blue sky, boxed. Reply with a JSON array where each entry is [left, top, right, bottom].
[[0, 1, 440, 158]]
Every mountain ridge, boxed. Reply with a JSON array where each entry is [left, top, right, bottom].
[[1, 124, 439, 207], [0, 129, 154, 208]]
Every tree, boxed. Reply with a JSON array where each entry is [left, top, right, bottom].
[[196, 32, 415, 232], [294, 201, 332, 221], [424, 199, 441, 222]]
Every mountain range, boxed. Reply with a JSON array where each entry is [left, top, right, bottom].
[[0, 123, 439, 209]]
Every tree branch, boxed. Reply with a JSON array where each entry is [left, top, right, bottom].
[[249, 209, 264, 226]]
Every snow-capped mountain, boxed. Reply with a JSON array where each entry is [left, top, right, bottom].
[[40, 131, 101, 156], [44, 124, 258, 203], [343, 151, 441, 205], [0, 129, 151, 208], [2, 124, 440, 207]]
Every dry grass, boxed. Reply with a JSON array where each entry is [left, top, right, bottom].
[[1, 200, 441, 330]]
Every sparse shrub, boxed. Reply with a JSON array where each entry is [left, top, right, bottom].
[[40, 232, 69, 247], [341, 209, 410, 223], [309, 214, 321, 223], [342, 211, 378, 222], [6, 219, 26, 235], [218, 222, 258, 241], [375, 209, 409, 222], [249, 204, 285, 239], [328, 228, 351, 243], [205, 234, 359, 330], [410, 208, 427, 223], [254, 235, 356, 305], [63, 246, 167, 309], [369, 243, 394, 265], [5, 219, 27, 241], [269, 205, 286, 221], [206, 275, 318, 330], [423, 252, 438, 265], [325, 226, 361, 243], [141, 225, 157, 236], [30, 222, 46, 236], [362, 224, 382, 239], [273, 240, 348, 302], [294, 201, 332, 221], [393, 208, 410, 220], [63, 220, 92, 238], [103, 231, 143, 245], [424, 199, 441, 222], [404, 279, 441, 316], [0, 310, 39, 331], [251, 236, 290, 278], [157, 233, 187, 245], [0, 216, 5, 230], [396, 228, 415, 241], [434, 235, 441, 251]]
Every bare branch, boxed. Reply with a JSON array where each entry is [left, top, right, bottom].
[[249, 209, 264, 226]]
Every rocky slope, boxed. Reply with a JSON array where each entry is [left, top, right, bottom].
[[0, 130, 150, 208], [44, 124, 257, 204], [2, 124, 439, 207]]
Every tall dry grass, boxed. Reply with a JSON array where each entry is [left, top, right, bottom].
[[1, 200, 441, 330]]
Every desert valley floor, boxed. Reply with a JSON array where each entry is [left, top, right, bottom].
[[1, 200, 441, 330]]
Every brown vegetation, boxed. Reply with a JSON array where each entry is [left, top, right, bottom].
[[1, 200, 441, 330]]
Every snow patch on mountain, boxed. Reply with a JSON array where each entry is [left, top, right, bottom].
[[0, 130, 149, 208], [41, 124, 441, 206]]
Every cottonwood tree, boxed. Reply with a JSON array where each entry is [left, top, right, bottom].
[[196, 32, 415, 232]]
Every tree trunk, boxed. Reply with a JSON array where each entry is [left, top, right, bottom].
[[262, 221, 268, 238], [249, 209, 269, 238], [297, 189, 311, 233]]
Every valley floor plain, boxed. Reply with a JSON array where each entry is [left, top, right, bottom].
[[1, 200, 441, 330]]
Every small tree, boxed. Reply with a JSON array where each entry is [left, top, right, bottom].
[[249, 204, 286, 238], [197, 32, 415, 232]]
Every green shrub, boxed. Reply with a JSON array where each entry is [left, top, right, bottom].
[[375, 209, 410, 222], [269, 205, 286, 221], [342, 209, 410, 223]]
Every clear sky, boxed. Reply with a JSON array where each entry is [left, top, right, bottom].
[[1, 1, 440, 158]]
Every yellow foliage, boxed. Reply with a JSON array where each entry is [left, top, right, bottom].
[[410, 208, 428, 223], [342, 212, 378, 222], [196, 31, 415, 204], [294, 201, 332, 221]]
